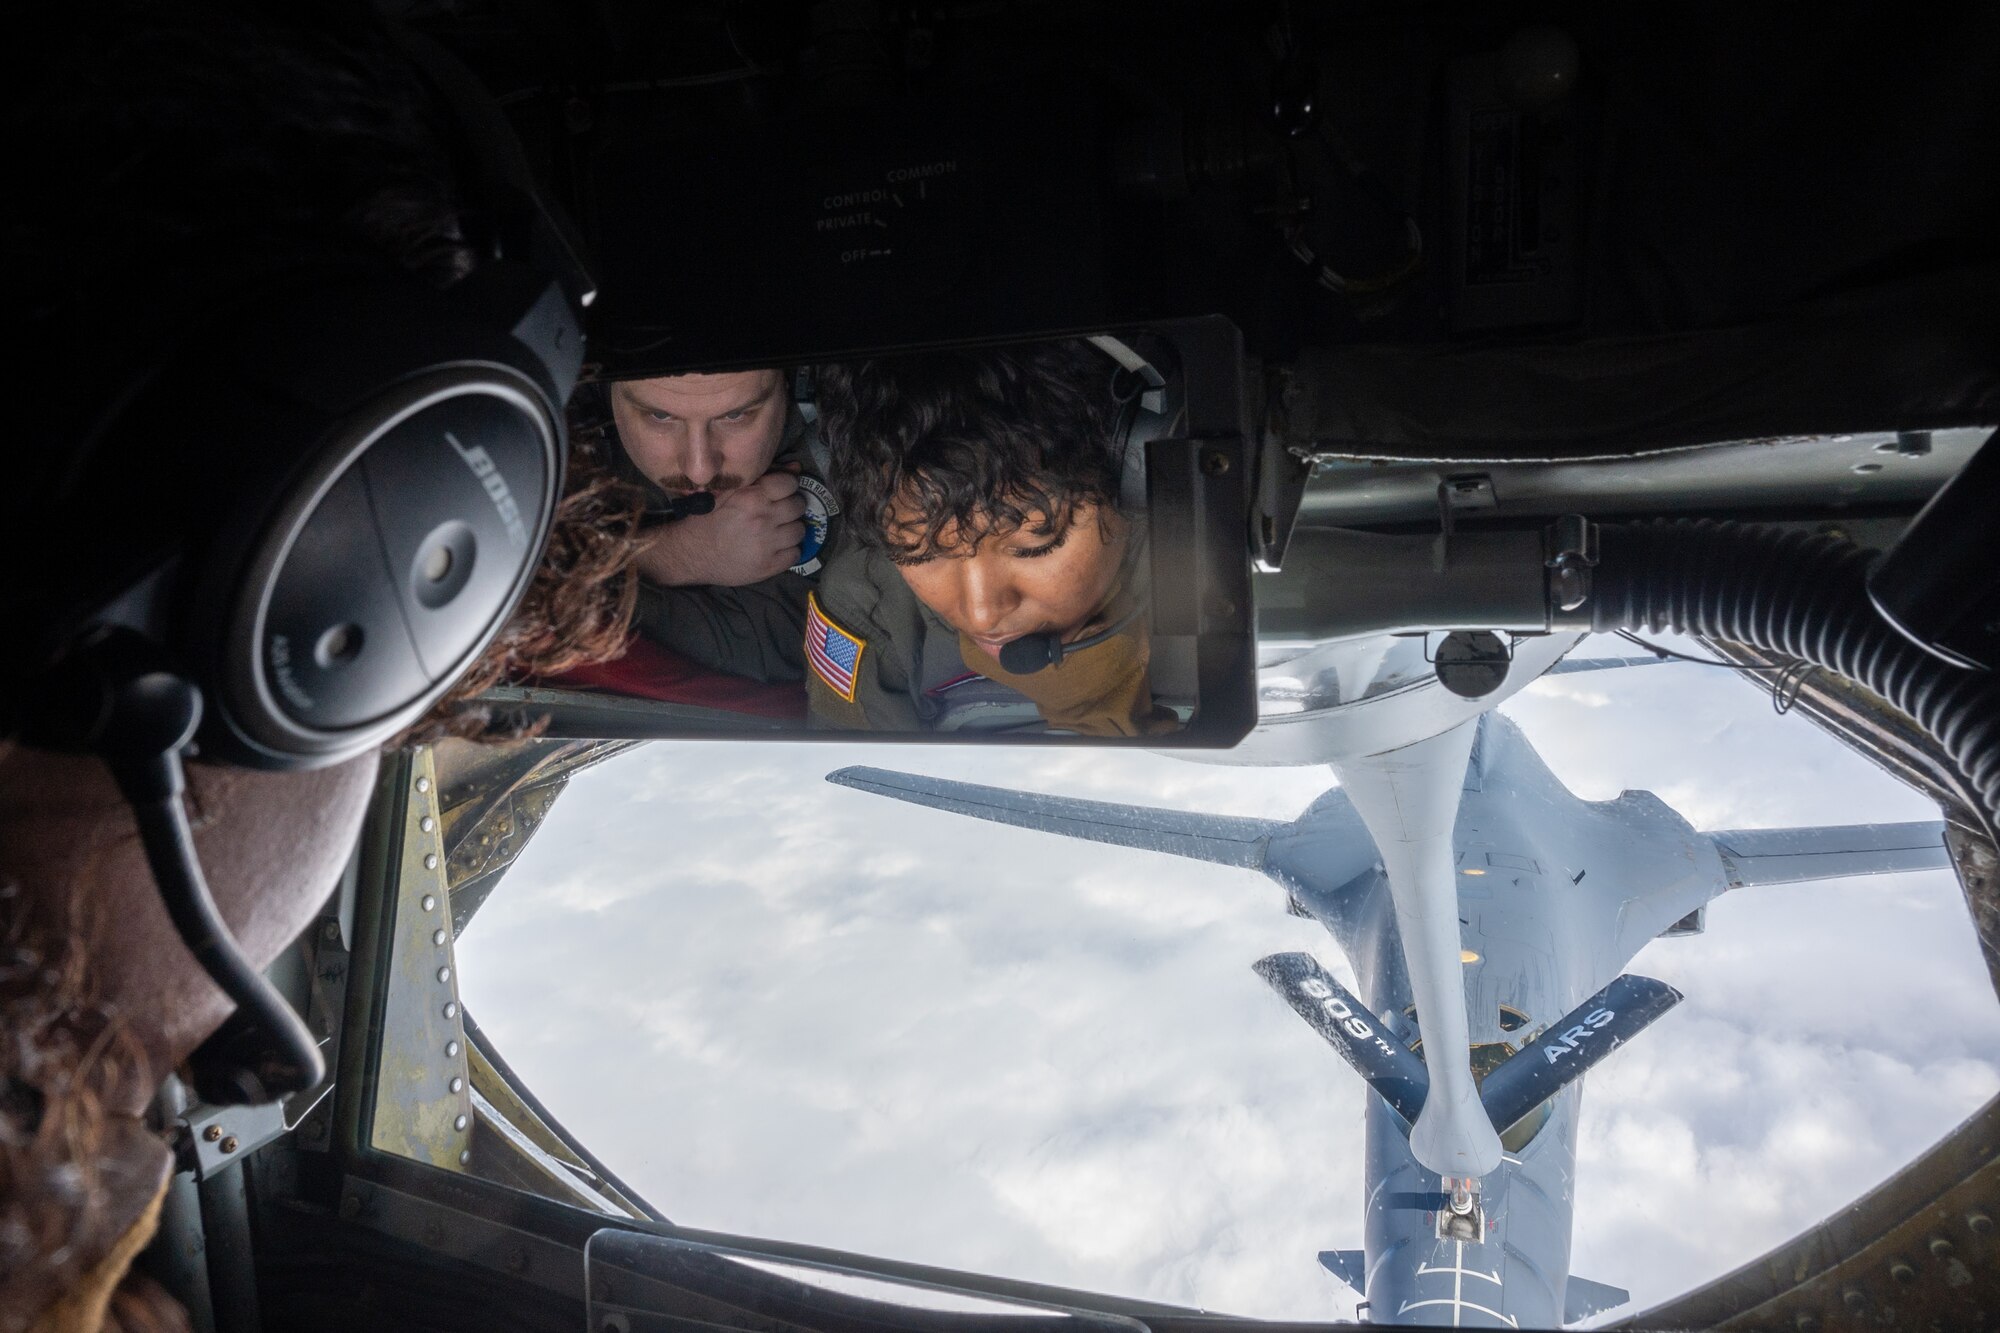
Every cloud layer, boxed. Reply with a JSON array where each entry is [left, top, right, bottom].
[[456, 643, 1999, 1321]]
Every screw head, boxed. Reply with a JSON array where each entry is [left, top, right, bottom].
[[424, 853, 439, 871], [1200, 450, 1231, 476], [1793, 1314, 1817, 1332], [454, 1114, 469, 1132], [445, 1040, 461, 1058], [1842, 1289, 1866, 1312], [321, 920, 341, 943], [433, 928, 448, 947], [419, 815, 436, 833], [437, 966, 452, 984], [459, 1149, 472, 1165], [449, 1077, 464, 1094], [443, 1001, 459, 1019], [1890, 1260, 1916, 1284], [220, 1136, 239, 1154], [421, 895, 438, 912], [1930, 1237, 1955, 1257], [203, 1125, 223, 1142], [1970, 1212, 1994, 1235]]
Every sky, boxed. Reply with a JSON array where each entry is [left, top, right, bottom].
[[452, 638, 2000, 1323]]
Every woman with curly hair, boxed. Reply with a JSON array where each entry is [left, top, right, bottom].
[[0, 3, 651, 1327]]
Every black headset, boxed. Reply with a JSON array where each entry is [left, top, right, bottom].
[[11, 26, 589, 1105], [993, 332, 1182, 676]]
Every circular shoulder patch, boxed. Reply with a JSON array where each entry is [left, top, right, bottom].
[[791, 474, 840, 576]]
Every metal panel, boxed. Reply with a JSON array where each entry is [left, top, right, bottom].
[[184, 1100, 288, 1181], [584, 1232, 1149, 1333], [198, 1160, 260, 1333], [144, 1169, 217, 1333], [1297, 428, 1988, 529], [368, 748, 474, 1171]]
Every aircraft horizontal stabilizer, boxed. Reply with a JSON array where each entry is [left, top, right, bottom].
[[1317, 1250, 1366, 1296], [1710, 820, 1949, 887], [1254, 953, 1428, 1123], [826, 767, 1282, 869], [1478, 974, 1682, 1134], [1564, 1275, 1631, 1323]]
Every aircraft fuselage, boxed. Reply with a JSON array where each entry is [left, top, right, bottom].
[[1272, 715, 1727, 1326]]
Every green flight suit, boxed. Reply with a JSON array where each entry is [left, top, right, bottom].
[[624, 407, 839, 684], [803, 534, 1176, 737]]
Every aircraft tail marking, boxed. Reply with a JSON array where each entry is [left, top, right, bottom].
[[1478, 974, 1682, 1134], [826, 767, 1280, 869], [1254, 953, 1429, 1123]]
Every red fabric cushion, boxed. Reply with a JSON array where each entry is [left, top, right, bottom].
[[546, 637, 807, 721]]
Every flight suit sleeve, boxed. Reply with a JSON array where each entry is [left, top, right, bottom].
[[958, 627, 1179, 737], [632, 574, 810, 685], [805, 666, 872, 729], [803, 545, 927, 731]]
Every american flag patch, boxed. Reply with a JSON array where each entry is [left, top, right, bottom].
[[805, 593, 865, 702]]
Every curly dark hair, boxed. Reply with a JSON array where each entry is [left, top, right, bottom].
[[1, 7, 649, 1325], [816, 340, 1126, 559], [0, 864, 167, 1333]]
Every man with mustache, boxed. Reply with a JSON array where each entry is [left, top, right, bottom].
[[601, 369, 840, 684]]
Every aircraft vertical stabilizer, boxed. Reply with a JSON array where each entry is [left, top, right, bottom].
[[1476, 975, 1683, 1134], [1255, 953, 1428, 1122]]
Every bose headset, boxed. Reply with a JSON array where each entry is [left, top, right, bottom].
[[11, 25, 589, 1106], [991, 332, 1183, 676], [784, 332, 1179, 680]]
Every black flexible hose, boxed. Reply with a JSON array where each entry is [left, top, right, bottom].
[[1588, 520, 2000, 838], [81, 659, 326, 1105], [126, 787, 326, 1104]]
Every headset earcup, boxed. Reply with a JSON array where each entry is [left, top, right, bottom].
[[160, 276, 568, 768]]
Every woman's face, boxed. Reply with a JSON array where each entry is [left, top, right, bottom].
[[884, 500, 1131, 657]]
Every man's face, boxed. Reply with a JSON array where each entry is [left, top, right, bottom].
[[610, 369, 789, 495], [886, 499, 1130, 657]]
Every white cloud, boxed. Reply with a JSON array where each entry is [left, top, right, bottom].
[[1524, 677, 1613, 709], [454, 639, 1998, 1322]]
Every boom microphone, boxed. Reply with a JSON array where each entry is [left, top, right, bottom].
[[996, 606, 1145, 674]]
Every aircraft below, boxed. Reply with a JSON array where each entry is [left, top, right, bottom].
[[828, 708, 1951, 1327]]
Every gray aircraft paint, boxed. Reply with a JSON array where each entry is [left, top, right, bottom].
[[828, 712, 1949, 1327]]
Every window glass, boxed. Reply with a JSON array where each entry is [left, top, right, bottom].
[[415, 638, 1998, 1323]]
